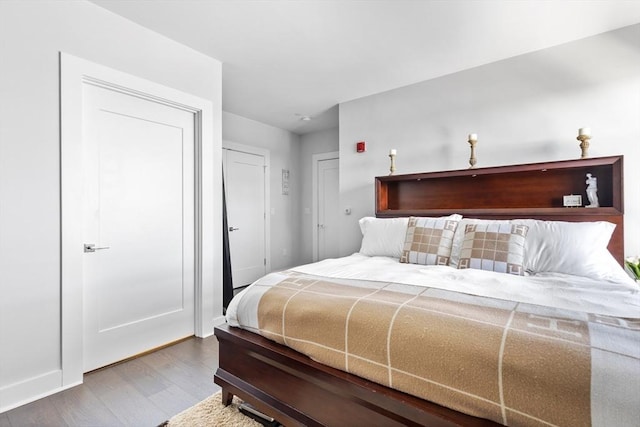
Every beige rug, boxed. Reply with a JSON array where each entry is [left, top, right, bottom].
[[163, 391, 263, 426]]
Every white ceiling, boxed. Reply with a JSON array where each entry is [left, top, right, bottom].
[[91, 0, 640, 135]]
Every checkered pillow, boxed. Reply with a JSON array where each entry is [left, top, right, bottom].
[[400, 217, 460, 265], [458, 223, 529, 275]]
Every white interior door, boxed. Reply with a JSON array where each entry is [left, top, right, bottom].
[[223, 149, 266, 288], [317, 158, 340, 260], [82, 83, 195, 372]]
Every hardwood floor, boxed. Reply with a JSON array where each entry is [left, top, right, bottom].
[[1, 335, 220, 427]]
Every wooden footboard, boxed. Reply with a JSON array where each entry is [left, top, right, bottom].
[[214, 324, 498, 427]]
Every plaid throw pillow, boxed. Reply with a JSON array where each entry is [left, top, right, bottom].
[[458, 223, 529, 276], [400, 217, 460, 265]]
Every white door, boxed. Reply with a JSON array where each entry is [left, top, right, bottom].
[[317, 158, 340, 260], [82, 83, 195, 372], [223, 149, 266, 288]]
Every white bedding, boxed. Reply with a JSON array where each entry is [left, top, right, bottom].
[[228, 253, 640, 330], [225, 253, 640, 426]]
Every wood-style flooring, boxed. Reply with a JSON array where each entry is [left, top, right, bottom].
[[0, 335, 220, 427]]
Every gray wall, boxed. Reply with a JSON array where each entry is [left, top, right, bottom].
[[0, 0, 222, 411], [338, 24, 640, 257], [299, 127, 340, 264], [222, 111, 303, 270]]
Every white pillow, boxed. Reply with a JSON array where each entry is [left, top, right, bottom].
[[512, 219, 632, 283], [359, 215, 461, 259], [358, 217, 409, 258]]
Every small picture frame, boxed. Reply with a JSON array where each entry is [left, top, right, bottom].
[[282, 169, 290, 195], [563, 194, 582, 207]]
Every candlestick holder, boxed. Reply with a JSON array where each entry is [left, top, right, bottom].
[[577, 134, 590, 159], [389, 153, 396, 175], [468, 137, 477, 169]]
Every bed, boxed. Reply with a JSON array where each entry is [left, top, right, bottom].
[[214, 155, 639, 426]]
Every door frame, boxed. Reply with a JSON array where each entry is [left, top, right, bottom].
[[60, 53, 218, 388], [222, 141, 271, 275], [312, 151, 339, 261]]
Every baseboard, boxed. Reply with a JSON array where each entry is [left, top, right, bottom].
[[0, 370, 80, 414]]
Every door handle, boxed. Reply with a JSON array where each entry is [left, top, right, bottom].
[[84, 243, 110, 253], [229, 227, 239, 232]]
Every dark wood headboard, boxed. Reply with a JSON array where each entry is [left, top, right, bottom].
[[375, 156, 624, 264]]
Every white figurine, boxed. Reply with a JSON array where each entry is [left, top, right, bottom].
[[585, 173, 599, 208]]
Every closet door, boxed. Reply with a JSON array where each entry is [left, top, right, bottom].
[[223, 149, 267, 288], [317, 158, 340, 260]]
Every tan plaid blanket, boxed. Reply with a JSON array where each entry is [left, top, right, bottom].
[[253, 271, 640, 427]]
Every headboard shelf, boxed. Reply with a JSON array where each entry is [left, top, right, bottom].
[[375, 155, 624, 263], [376, 206, 622, 218]]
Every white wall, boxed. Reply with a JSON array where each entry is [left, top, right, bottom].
[[222, 111, 302, 270], [299, 128, 340, 264], [0, 0, 222, 412], [338, 24, 640, 258]]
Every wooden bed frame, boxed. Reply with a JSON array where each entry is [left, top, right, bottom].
[[215, 155, 624, 426]]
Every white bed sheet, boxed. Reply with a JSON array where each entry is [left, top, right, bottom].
[[227, 253, 640, 329]]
